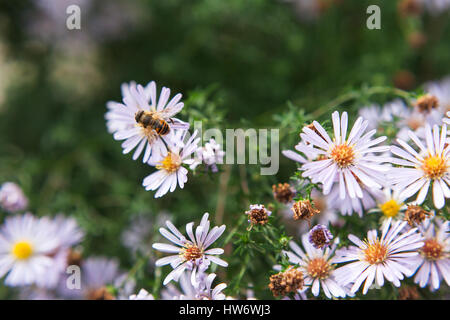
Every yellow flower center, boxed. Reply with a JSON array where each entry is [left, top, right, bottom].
[[364, 240, 388, 265], [380, 199, 402, 218], [421, 154, 447, 179], [156, 152, 181, 173], [330, 144, 355, 168], [306, 257, 331, 279], [181, 244, 203, 262], [12, 241, 33, 260], [421, 239, 444, 261]]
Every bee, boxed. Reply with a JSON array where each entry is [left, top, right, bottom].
[[135, 110, 189, 136]]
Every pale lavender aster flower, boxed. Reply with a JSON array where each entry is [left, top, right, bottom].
[[389, 124, 449, 209], [152, 213, 227, 286], [308, 224, 333, 249], [35, 214, 84, 289], [0, 182, 28, 213], [282, 235, 347, 299], [190, 138, 225, 172], [326, 182, 385, 218], [420, 0, 450, 15], [300, 111, 390, 199], [161, 271, 226, 300], [58, 257, 121, 299], [333, 218, 424, 295], [411, 219, 449, 291]]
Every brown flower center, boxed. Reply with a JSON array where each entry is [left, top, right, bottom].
[[330, 144, 355, 168], [307, 258, 331, 279], [182, 244, 203, 262], [364, 240, 388, 265], [156, 152, 181, 173], [246, 206, 270, 226], [86, 287, 115, 300], [421, 239, 444, 261], [421, 154, 447, 179]]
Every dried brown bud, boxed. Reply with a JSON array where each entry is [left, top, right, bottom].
[[408, 32, 427, 50], [398, 286, 420, 300], [398, 0, 422, 16], [404, 205, 431, 226], [86, 287, 116, 300], [272, 183, 296, 204], [416, 94, 439, 114], [393, 70, 416, 91], [269, 268, 304, 297], [66, 249, 82, 266], [305, 123, 326, 141], [292, 199, 320, 221], [246, 204, 271, 226]]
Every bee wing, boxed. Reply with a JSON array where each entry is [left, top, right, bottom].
[[169, 118, 190, 130], [158, 98, 184, 118]]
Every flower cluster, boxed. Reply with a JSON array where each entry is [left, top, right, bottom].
[[105, 81, 225, 198], [275, 92, 449, 296]]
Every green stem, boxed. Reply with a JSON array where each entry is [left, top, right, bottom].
[[312, 86, 413, 118]]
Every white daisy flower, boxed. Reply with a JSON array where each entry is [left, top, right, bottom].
[[107, 81, 189, 163], [333, 218, 424, 295], [0, 182, 28, 213], [411, 219, 449, 291], [369, 187, 408, 220], [281, 235, 347, 299], [299, 111, 390, 199], [389, 124, 450, 209], [36, 214, 84, 289], [143, 130, 200, 198], [152, 212, 228, 286], [129, 289, 155, 300], [0, 213, 59, 286]]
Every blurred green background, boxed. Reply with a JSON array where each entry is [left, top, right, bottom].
[[0, 0, 449, 298]]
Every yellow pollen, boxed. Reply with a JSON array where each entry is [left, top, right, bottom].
[[421, 239, 443, 261], [364, 240, 388, 265], [307, 258, 331, 279], [330, 144, 355, 168], [181, 244, 203, 262], [12, 241, 33, 260], [156, 152, 181, 173], [421, 154, 447, 179], [380, 199, 402, 218]]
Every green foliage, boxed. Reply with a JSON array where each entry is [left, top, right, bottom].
[[0, 0, 449, 300]]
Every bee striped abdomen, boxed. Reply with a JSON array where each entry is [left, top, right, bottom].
[[135, 110, 170, 136], [155, 120, 170, 135]]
